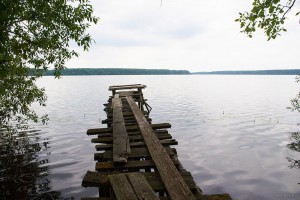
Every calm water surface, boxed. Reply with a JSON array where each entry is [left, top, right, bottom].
[[2, 75, 300, 200]]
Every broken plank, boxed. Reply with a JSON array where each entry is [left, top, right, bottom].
[[126, 173, 159, 200], [108, 174, 138, 200]]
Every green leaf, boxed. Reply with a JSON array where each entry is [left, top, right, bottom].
[[0, 0, 98, 128], [236, 0, 292, 40]]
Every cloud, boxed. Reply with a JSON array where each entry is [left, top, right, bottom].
[[66, 0, 300, 72]]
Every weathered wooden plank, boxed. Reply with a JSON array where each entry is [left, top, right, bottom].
[[94, 147, 177, 161], [126, 96, 196, 200], [108, 174, 138, 200], [113, 122, 138, 127], [95, 139, 178, 151], [103, 118, 138, 124], [116, 91, 135, 97], [109, 84, 146, 91], [103, 117, 149, 125], [112, 95, 130, 163], [82, 171, 198, 192], [108, 84, 143, 90], [106, 111, 135, 117], [120, 129, 167, 136], [129, 129, 168, 135], [82, 171, 110, 187], [109, 83, 142, 87], [87, 123, 171, 135], [103, 116, 151, 124], [126, 173, 159, 200], [96, 129, 168, 138], [96, 158, 179, 171], [96, 159, 157, 171], [112, 134, 129, 161], [91, 133, 172, 143], [103, 115, 150, 121]]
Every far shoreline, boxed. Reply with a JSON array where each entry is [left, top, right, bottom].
[[37, 68, 300, 76]]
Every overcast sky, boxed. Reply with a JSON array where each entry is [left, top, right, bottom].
[[66, 0, 300, 72]]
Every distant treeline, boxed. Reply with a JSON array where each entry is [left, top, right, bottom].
[[42, 68, 190, 75], [193, 69, 300, 75]]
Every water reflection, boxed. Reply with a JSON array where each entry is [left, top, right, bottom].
[[286, 132, 300, 185], [286, 157, 300, 170], [0, 127, 73, 200], [287, 132, 300, 153]]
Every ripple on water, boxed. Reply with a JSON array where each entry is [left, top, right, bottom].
[[13, 75, 298, 200]]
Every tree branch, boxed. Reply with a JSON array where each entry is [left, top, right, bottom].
[[282, 0, 297, 19]]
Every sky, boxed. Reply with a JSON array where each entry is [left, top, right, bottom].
[[66, 0, 300, 72]]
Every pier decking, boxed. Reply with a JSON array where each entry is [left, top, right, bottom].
[[82, 84, 232, 200]]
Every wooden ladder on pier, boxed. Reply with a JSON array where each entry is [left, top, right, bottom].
[[82, 84, 232, 200]]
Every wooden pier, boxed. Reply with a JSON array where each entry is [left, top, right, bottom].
[[82, 84, 232, 200]]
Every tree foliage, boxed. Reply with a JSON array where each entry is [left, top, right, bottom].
[[287, 76, 300, 112], [236, 0, 299, 40], [0, 0, 98, 128]]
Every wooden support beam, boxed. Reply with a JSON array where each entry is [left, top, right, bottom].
[[126, 96, 196, 200], [87, 123, 171, 135], [94, 147, 177, 161], [96, 129, 168, 138], [106, 111, 136, 117], [112, 95, 130, 163], [95, 139, 178, 151], [103, 116, 151, 123], [91, 133, 172, 144], [96, 158, 180, 171]]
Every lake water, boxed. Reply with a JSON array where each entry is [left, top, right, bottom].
[[2, 75, 300, 200]]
